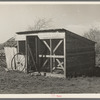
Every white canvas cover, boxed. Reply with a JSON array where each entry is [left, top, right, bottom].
[[4, 47, 17, 70], [4, 47, 26, 72]]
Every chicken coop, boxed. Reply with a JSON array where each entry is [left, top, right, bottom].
[[14, 29, 95, 78]]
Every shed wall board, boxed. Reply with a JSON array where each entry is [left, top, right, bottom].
[[15, 32, 65, 41], [18, 41, 26, 54], [15, 34, 26, 41], [38, 32, 65, 39], [65, 32, 95, 76]]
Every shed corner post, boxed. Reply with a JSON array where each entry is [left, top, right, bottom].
[[64, 33, 67, 78], [26, 36, 28, 74], [50, 39, 53, 73], [17, 41, 19, 53]]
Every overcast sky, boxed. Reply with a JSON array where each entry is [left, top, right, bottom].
[[0, 3, 100, 43]]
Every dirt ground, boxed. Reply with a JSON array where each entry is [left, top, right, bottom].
[[0, 66, 100, 94]]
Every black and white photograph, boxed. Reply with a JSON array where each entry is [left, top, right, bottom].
[[0, 1, 100, 97]]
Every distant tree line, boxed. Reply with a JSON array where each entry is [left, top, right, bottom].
[[83, 27, 100, 54]]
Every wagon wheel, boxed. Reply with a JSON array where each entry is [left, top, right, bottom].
[[11, 53, 26, 72]]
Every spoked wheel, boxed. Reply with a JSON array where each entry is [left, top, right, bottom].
[[11, 53, 26, 72]]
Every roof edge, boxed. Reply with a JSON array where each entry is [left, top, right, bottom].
[[16, 28, 95, 44], [16, 28, 66, 34]]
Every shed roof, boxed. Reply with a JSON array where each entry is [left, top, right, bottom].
[[16, 28, 95, 44], [4, 37, 17, 47], [16, 29, 65, 34]]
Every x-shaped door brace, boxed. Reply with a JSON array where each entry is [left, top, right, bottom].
[[40, 39, 64, 71], [43, 40, 63, 53]]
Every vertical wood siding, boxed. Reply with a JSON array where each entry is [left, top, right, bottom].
[[66, 32, 95, 77]]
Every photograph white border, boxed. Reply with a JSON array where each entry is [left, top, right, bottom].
[[0, 1, 100, 98]]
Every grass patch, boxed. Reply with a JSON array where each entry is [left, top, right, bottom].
[[0, 66, 100, 93]]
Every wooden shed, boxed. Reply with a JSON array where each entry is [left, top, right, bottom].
[[15, 29, 95, 78]]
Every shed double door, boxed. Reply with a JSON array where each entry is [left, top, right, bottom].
[[26, 36, 65, 75]]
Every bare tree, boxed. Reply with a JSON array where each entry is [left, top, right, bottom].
[[83, 27, 100, 54], [28, 18, 53, 31]]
